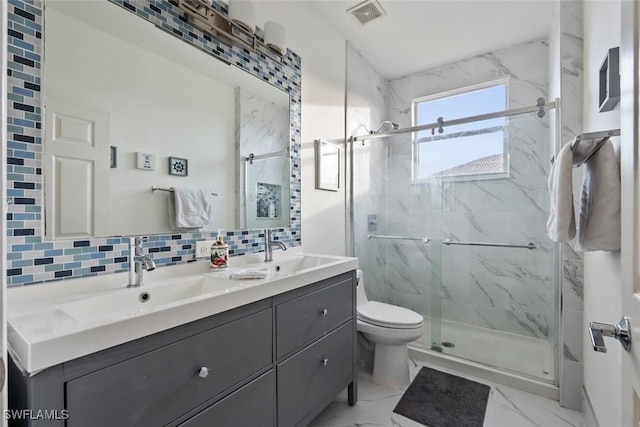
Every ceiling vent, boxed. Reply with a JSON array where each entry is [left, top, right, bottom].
[[347, 0, 386, 26]]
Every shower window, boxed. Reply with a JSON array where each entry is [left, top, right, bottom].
[[412, 79, 509, 181]]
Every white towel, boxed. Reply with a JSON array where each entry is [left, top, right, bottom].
[[547, 142, 576, 242], [228, 268, 269, 280], [170, 188, 213, 230], [575, 140, 621, 251], [168, 196, 198, 232]]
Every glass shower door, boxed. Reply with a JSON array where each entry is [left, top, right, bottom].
[[432, 110, 556, 383]]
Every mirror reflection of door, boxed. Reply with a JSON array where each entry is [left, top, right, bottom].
[[315, 140, 340, 191]]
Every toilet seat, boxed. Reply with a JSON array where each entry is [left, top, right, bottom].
[[357, 301, 423, 329]]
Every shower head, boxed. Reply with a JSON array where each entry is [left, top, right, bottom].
[[371, 121, 400, 134]]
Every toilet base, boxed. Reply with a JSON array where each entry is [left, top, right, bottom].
[[372, 342, 410, 388]]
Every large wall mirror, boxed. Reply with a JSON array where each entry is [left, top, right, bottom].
[[43, 1, 291, 240]]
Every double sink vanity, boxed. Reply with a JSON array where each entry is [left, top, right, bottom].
[[8, 247, 358, 426]]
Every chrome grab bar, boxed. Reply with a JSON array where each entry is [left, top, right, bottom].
[[442, 239, 536, 250], [367, 234, 431, 244]]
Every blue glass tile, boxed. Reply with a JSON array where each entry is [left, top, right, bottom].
[[12, 243, 32, 251], [8, 142, 27, 151], [12, 275, 33, 284], [9, 70, 34, 83], [11, 23, 34, 37], [7, 252, 22, 261], [8, 13, 24, 25], [13, 259, 33, 267], [64, 262, 81, 270], [11, 86, 33, 97]]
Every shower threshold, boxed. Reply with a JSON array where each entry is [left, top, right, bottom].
[[409, 317, 558, 400]]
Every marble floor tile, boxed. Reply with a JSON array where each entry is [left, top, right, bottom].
[[310, 359, 583, 427]]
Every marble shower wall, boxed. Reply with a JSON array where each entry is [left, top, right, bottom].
[[346, 44, 390, 302], [355, 38, 557, 342]]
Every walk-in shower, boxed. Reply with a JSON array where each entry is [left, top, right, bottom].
[[347, 99, 560, 392]]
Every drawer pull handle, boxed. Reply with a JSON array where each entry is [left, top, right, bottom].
[[321, 309, 328, 316], [198, 367, 209, 378], [322, 358, 329, 366]]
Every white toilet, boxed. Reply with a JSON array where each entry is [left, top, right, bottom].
[[356, 270, 424, 387]]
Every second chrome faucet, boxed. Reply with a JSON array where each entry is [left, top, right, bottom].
[[128, 236, 156, 287], [264, 229, 287, 262]]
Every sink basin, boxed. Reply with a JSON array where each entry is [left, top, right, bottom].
[[56, 276, 234, 324], [268, 255, 336, 275]]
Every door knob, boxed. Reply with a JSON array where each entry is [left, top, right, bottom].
[[588, 317, 631, 353]]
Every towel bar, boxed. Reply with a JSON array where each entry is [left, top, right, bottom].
[[151, 186, 218, 196]]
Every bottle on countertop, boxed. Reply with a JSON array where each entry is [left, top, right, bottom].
[[210, 233, 229, 269]]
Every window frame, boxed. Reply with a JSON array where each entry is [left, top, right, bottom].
[[411, 77, 511, 183]]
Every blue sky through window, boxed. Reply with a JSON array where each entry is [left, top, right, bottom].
[[414, 84, 507, 179]]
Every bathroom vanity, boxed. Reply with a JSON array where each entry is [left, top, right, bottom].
[[8, 253, 358, 426]]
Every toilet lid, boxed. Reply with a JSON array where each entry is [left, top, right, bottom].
[[357, 301, 423, 329]]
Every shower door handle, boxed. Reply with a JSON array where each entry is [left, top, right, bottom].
[[588, 317, 631, 353]]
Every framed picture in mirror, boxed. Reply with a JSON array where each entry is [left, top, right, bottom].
[[315, 139, 340, 192]]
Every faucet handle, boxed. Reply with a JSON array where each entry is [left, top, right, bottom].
[[128, 236, 149, 247]]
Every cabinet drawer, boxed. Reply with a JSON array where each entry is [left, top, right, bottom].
[[66, 309, 273, 427], [180, 370, 275, 427], [276, 279, 352, 359], [277, 321, 353, 427]]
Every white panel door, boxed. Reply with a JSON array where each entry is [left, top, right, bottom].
[[619, 2, 640, 426], [1, 0, 9, 423], [44, 97, 110, 240]]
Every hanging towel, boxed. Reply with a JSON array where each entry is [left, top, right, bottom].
[[575, 140, 621, 251], [547, 142, 576, 242], [169, 188, 213, 230]]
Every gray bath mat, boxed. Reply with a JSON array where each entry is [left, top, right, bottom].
[[393, 367, 490, 427]]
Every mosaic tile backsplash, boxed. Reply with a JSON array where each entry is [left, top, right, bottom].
[[6, 0, 302, 286]]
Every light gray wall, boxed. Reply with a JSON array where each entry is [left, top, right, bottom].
[[582, 0, 622, 424]]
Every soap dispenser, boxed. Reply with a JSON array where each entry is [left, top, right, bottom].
[[210, 233, 229, 269]]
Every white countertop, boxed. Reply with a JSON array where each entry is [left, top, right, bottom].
[[8, 248, 358, 374]]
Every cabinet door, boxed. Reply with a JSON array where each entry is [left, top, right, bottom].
[[180, 370, 275, 427], [277, 322, 353, 427], [66, 309, 272, 427], [276, 279, 352, 359]]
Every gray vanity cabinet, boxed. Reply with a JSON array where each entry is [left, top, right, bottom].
[[65, 309, 273, 427], [8, 270, 357, 427], [179, 370, 276, 427]]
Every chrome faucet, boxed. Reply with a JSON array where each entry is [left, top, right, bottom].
[[127, 236, 156, 287], [264, 229, 287, 262]]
